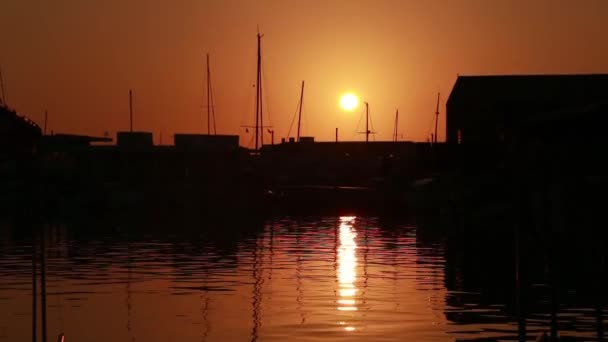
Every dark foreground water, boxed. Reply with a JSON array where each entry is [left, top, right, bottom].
[[0, 215, 606, 341]]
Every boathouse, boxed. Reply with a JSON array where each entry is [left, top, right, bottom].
[[446, 74, 608, 145]]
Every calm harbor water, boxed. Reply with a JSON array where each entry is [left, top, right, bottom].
[[0, 215, 605, 341]]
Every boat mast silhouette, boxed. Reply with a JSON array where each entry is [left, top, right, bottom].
[[434, 92, 440, 144], [393, 109, 399, 142], [241, 30, 272, 151], [255, 32, 263, 150], [206, 53, 217, 135], [297, 80, 304, 142], [366, 103, 370, 142], [359, 102, 375, 142]]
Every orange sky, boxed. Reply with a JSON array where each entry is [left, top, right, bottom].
[[1, 0, 607, 146]]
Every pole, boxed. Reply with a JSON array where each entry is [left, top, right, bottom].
[[434, 92, 440, 144], [365, 102, 369, 143], [394, 109, 399, 142], [335, 127, 338, 143], [271, 130, 274, 145], [44, 111, 48, 135], [206, 53, 210, 135], [297, 80, 304, 142], [129, 90, 133, 132]]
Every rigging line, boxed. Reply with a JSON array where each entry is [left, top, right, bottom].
[[353, 106, 365, 139], [240, 80, 256, 127], [286, 100, 300, 139], [426, 110, 436, 141], [260, 60, 273, 128], [247, 132, 255, 149], [207, 53, 217, 135], [353, 107, 363, 138], [301, 102, 307, 138], [369, 107, 376, 141], [297, 81, 305, 140]]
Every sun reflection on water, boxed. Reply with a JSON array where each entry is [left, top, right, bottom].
[[337, 216, 358, 331]]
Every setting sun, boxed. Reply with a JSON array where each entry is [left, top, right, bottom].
[[339, 93, 359, 111]]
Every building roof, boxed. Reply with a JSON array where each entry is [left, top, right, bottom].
[[447, 74, 608, 114]]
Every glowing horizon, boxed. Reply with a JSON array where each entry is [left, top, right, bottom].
[[2, 0, 607, 145]]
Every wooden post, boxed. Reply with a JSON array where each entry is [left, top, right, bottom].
[[40, 229, 47, 342]]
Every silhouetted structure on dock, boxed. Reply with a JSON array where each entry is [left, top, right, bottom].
[[41, 134, 112, 152], [446, 74, 608, 146]]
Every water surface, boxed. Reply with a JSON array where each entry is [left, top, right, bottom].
[[0, 216, 604, 341]]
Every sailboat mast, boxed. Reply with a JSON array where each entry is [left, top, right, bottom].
[[365, 102, 370, 143], [259, 34, 264, 148], [206, 53, 211, 135], [254, 33, 262, 151], [393, 109, 399, 142], [297, 80, 304, 142], [434, 92, 440, 144]]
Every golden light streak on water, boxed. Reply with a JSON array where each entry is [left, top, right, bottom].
[[337, 216, 358, 331]]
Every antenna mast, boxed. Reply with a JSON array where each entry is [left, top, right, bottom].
[[434, 92, 440, 144], [393, 109, 399, 142], [297, 80, 304, 142]]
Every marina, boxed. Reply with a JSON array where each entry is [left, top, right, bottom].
[[1, 2, 608, 340]]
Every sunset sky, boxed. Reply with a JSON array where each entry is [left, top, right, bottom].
[[1, 0, 607, 146]]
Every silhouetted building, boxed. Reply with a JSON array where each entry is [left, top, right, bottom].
[[446, 74, 608, 145], [299, 136, 315, 143], [117, 131, 153, 149], [174, 134, 239, 152], [42, 133, 112, 151]]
